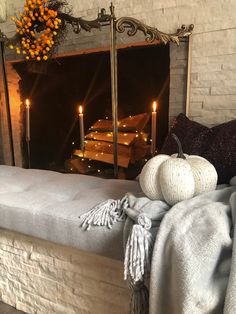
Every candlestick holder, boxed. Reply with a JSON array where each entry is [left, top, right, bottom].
[[78, 105, 85, 156], [26, 140, 31, 168]]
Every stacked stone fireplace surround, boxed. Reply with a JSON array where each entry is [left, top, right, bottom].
[[0, 1, 236, 313], [1, 0, 236, 166]]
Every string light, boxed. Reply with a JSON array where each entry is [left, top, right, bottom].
[[72, 113, 152, 175]]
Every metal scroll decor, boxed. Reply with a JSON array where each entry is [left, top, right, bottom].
[[0, 2, 194, 177], [59, 8, 111, 34], [115, 17, 194, 45]]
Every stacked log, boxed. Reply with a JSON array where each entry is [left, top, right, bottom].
[[73, 113, 150, 170]]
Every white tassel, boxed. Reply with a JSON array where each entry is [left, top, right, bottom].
[[124, 215, 153, 283], [80, 196, 129, 230]]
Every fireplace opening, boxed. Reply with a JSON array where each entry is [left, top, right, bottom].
[[14, 43, 170, 178]]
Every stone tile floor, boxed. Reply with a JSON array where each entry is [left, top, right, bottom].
[[0, 302, 26, 314]]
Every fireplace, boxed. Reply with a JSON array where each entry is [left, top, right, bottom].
[[0, 2, 192, 174], [13, 43, 170, 178]]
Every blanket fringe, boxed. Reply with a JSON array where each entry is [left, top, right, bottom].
[[124, 221, 154, 283], [79, 196, 129, 230], [130, 281, 149, 314]]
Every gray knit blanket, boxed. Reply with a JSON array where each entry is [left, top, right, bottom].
[[149, 185, 236, 314], [81, 178, 236, 314]]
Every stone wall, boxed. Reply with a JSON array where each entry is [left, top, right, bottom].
[[0, 0, 236, 165], [0, 228, 130, 314], [0, 64, 23, 167], [0, 0, 6, 22]]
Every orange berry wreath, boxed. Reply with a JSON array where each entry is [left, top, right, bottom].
[[11, 0, 63, 61]]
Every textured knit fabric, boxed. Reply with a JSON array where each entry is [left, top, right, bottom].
[[224, 190, 236, 314], [160, 113, 211, 155], [79, 178, 236, 314], [0, 165, 141, 260], [202, 119, 236, 184], [149, 185, 236, 314], [160, 114, 236, 184]]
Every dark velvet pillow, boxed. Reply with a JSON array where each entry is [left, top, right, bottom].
[[160, 114, 212, 155], [202, 119, 236, 184], [161, 114, 236, 184]]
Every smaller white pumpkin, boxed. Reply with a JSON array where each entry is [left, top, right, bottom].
[[230, 176, 236, 186], [139, 134, 218, 205]]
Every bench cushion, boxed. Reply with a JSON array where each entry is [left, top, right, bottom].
[[0, 166, 141, 260]]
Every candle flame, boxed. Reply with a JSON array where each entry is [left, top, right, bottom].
[[26, 99, 30, 108], [78, 105, 83, 114], [152, 101, 158, 112]]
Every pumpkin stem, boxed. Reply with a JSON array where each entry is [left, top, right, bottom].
[[171, 133, 186, 159]]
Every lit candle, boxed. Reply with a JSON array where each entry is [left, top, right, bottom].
[[151, 101, 158, 156], [78, 105, 85, 151], [25, 99, 30, 142]]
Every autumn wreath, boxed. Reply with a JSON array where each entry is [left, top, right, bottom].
[[11, 0, 65, 61]]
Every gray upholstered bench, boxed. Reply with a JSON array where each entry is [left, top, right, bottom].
[[0, 166, 141, 313]]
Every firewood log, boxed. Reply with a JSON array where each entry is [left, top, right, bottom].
[[73, 149, 130, 168], [91, 113, 150, 132], [85, 132, 138, 146]]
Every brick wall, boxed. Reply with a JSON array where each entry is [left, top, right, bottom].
[[0, 228, 130, 314], [0, 0, 236, 165]]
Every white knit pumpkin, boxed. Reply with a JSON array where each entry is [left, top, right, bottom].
[[139, 134, 218, 205]]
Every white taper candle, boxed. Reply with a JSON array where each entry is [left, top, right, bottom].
[[78, 105, 85, 151], [25, 99, 30, 142], [151, 101, 157, 156]]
